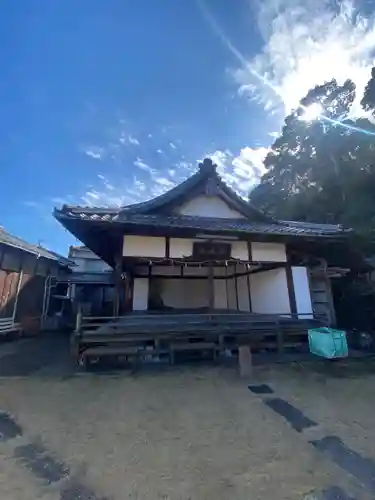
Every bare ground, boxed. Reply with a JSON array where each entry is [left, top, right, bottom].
[[0, 336, 374, 499]]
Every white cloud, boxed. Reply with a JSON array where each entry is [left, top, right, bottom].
[[207, 147, 269, 197], [128, 135, 140, 146], [169, 142, 177, 149], [232, 146, 268, 178], [133, 157, 156, 175], [84, 146, 104, 160], [233, 0, 375, 116]]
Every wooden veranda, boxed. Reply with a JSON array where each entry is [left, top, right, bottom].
[[72, 310, 322, 369]]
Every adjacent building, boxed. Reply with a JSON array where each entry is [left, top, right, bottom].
[[0, 228, 72, 335]]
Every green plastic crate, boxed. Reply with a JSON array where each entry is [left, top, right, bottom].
[[308, 327, 348, 359]]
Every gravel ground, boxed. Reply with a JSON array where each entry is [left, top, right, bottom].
[[0, 336, 374, 499], [257, 359, 375, 460]]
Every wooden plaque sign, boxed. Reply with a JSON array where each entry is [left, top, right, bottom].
[[192, 242, 231, 260]]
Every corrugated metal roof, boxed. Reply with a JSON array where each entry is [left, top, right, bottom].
[[0, 228, 72, 266]]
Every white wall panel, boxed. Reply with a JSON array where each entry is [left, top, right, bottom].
[[231, 241, 249, 260], [133, 278, 149, 310], [250, 268, 290, 314], [251, 242, 287, 262], [123, 236, 165, 258], [177, 195, 245, 219], [292, 266, 313, 318], [170, 238, 193, 258]]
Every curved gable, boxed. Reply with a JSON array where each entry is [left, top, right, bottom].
[[121, 158, 276, 223]]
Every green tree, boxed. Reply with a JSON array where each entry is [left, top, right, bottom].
[[361, 67, 375, 113], [250, 78, 357, 220], [250, 76, 375, 244]]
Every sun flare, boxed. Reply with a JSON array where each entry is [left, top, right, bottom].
[[300, 103, 323, 122]]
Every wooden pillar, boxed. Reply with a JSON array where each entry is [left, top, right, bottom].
[[234, 269, 239, 311], [113, 255, 122, 316], [285, 263, 297, 318], [75, 303, 83, 333], [238, 345, 252, 378], [246, 271, 252, 312], [208, 261, 214, 310], [225, 265, 229, 310], [322, 261, 336, 326]]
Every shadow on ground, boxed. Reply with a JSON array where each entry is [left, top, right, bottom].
[[287, 356, 375, 379], [1, 332, 375, 380], [0, 332, 73, 377]]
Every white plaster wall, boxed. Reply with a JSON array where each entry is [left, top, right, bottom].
[[251, 242, 287, 262], [123, 235, 165, 258], [177, 195, 245, 219], [170, 238, 193, 258], [250, 268, 290, 315], [292, 266, 314, 318], [237, 275, 250, 311], [133, 278, 149, 310], [231, 241, 249, 260], [160, 279, 209, 309], [214, 279, 227, 309]]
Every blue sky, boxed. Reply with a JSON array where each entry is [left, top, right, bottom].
[[2, 0, 375, 256]]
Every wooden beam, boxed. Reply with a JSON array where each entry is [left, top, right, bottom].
[[165, 237, 170, 258], [285, 264, 297, 318], [131, 263, 285, 279], [247, 241, 252, 261]]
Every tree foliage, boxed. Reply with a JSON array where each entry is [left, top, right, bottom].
[[250, 72, 375, 250]]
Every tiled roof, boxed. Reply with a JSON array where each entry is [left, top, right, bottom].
[[0, 228, 72, 266], [118, 214, 349, 236], [57, 158, 276, 223], [55, 208, 349, 237], [54, 159, 352, 239]]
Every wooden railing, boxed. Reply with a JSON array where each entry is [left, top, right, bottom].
[[76, 311, 321, 333]]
